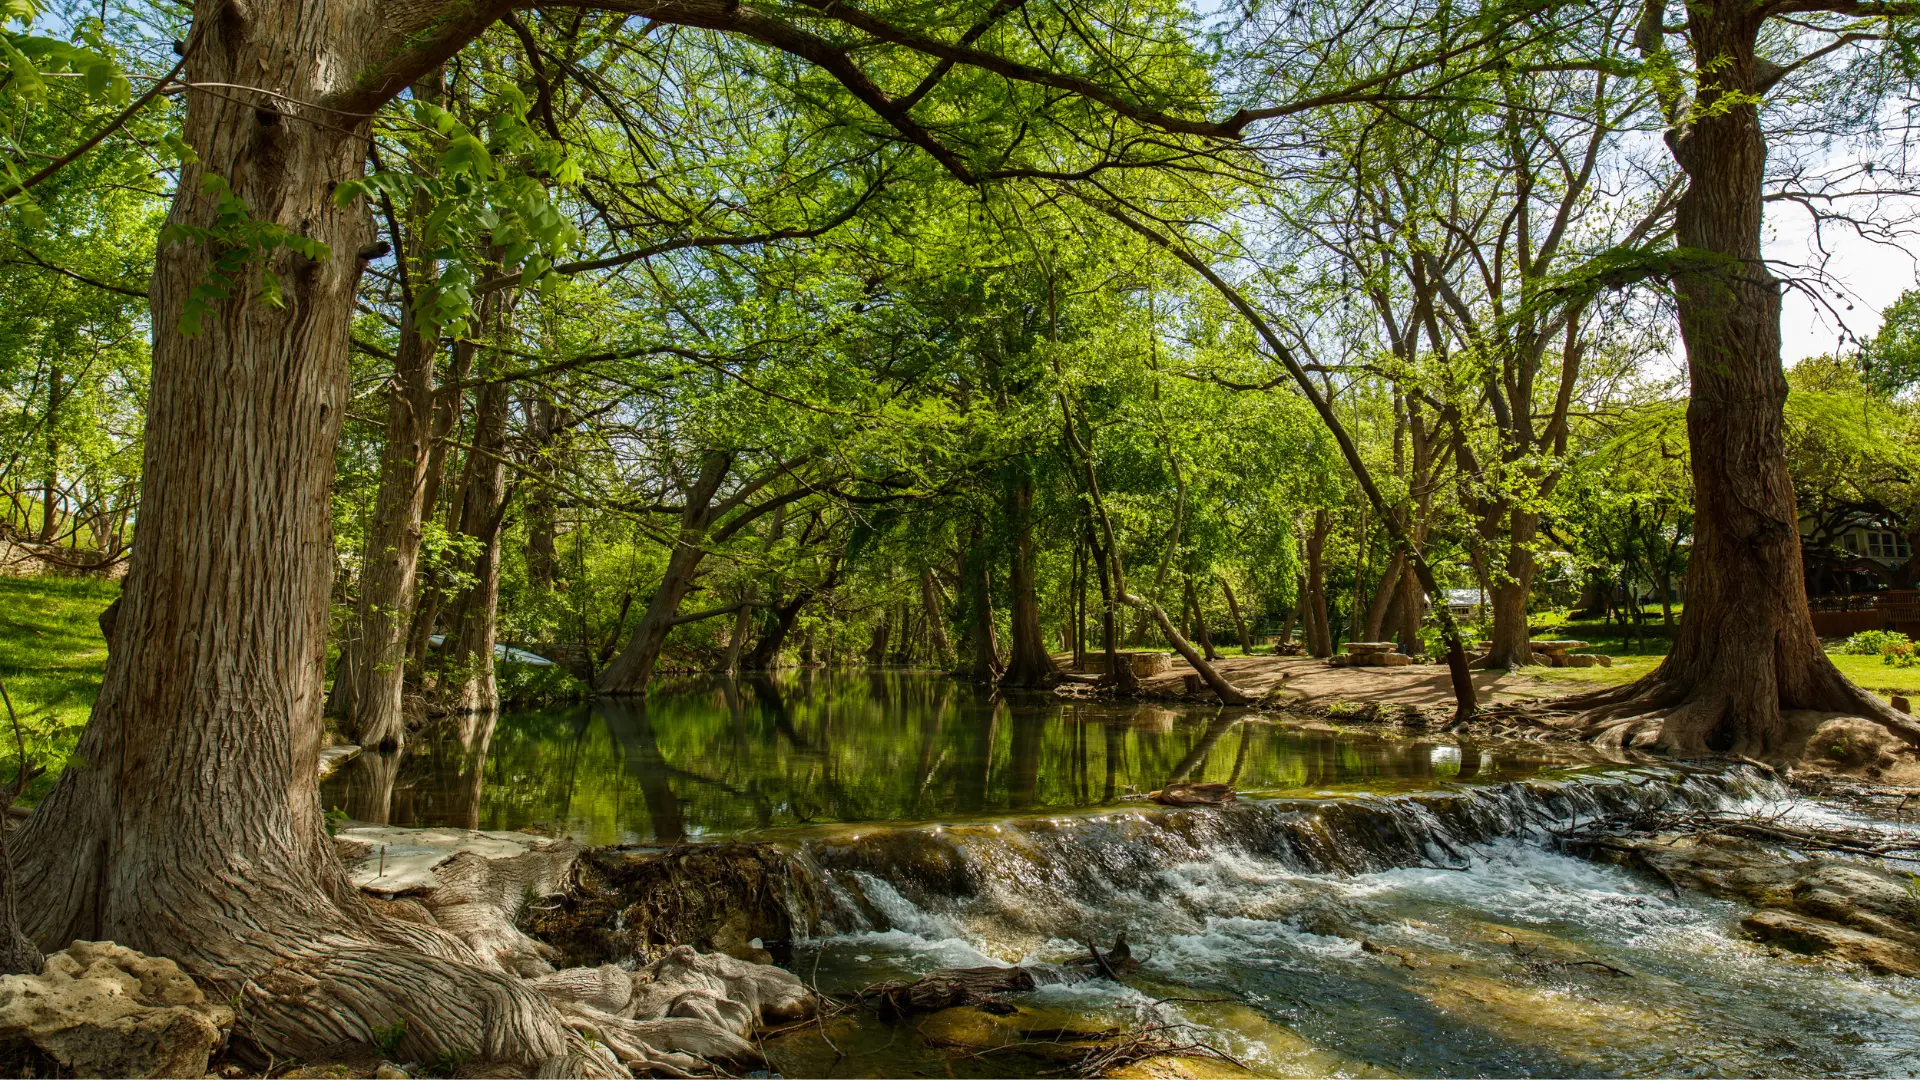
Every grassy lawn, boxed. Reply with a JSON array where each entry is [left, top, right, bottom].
[[1520, 654, 1660, 688], [1824, 653, 1920, 696], [0, 575, 117, 804]]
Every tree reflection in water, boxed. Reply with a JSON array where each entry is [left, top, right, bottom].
[[320, 672, 1567, 843]]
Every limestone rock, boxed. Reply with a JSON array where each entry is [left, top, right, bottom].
[[0, 940, 234, 1078], [1740, 909, 1920, 976]]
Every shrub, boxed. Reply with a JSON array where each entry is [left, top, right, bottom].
[[1843, 629, 1912, 656], [496, 659, 586, 707]]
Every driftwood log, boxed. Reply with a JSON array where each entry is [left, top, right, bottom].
[[862, 935, 1137, 1020], [1148, 782, 1235, 807]]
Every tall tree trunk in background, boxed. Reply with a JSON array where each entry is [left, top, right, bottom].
[[442, 377, 512, 714], [37, 364, 60, 543], [1396, 551, 1423, 655], [1222, 579, 1252, 654], [1576, 1, 1920, 755], [1482, 511, 1538, 667], [1364, 552, 1404, 643], [960, 526, 1001, 681], [327, 304, 440, 749], [403, 339, 472, 670], [523, 393, 561, 589], [721, 602, 753, 673], [1305, 511, 1332, 657], [1086, 524, 1135, 692], [922, 568, 953, 669], [597, 452, 731, 694], [1183, 576, 1219, 661], [1001, 472, 1057, 687]]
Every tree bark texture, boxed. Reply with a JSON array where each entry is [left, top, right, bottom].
[[1364, 552, 1404, 644], [11, 8, 660, 1068], [1483, 514, 1538, 667]]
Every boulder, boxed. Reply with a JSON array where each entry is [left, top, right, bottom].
[[1562, 654, 1597, 668], [0, 940, 234, 1078], [1375, 652, 1413, 667]]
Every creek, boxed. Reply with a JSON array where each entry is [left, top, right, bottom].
[[323, 672, 1920, 1077]]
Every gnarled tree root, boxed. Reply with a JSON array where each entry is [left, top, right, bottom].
[[204, 839, 811, 1077], [1557, 661, 1920, 761]]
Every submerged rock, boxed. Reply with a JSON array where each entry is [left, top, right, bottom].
[[1574, 832, 1920, 975], [1741, 909, 1920, 976], [0, 940, 234, 1078]]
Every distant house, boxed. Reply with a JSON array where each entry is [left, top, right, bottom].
[[1800, 511, 1911, 597], [1443, 588, 1485, 617]]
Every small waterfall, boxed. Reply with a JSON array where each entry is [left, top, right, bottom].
[[785, 764, 1782, 945]]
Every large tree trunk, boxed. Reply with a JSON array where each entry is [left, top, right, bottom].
[[443, 377, 513, 714], [1575, 4, 1920, 755], [1000, 475, 1057, 688], [597, 452, 731, 694], [326, 310, 439, 748], [11, 32, 623, 1069], [1395, 545, 1423, 656]]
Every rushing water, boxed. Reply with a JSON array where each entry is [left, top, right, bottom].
[[325, 672, 1920, 1078]]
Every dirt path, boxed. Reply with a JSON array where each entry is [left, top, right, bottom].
[[1114, 653, 1587, 710]]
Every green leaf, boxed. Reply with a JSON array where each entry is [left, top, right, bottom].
[[1, 35, 46, 102], [439, 135, 493, 180]]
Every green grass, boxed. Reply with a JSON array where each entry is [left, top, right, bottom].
[[0, 575, 117, 804], [1519, 654, 1661, 688], [1522, 608, 1678, 658], [1825, 653, 1920, 696]]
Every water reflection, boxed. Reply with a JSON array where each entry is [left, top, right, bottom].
[[320, 672, 1570, 844]]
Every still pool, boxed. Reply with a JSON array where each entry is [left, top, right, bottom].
[[320, 670, 1582, 842]]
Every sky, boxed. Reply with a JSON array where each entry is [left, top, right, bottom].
[[1770, 196, 1920, 365]]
